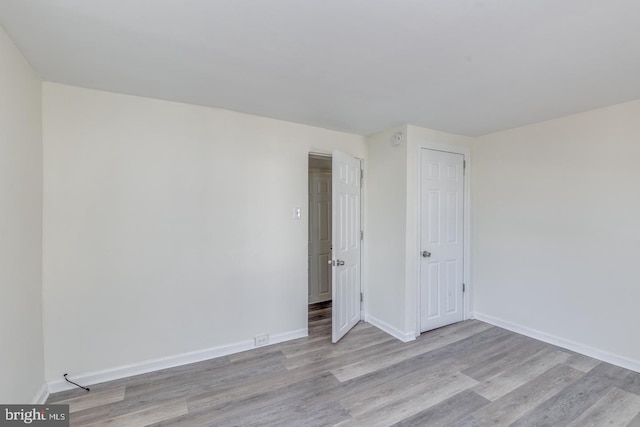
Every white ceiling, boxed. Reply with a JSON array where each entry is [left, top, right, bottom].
[[2, 0, 640, 137]]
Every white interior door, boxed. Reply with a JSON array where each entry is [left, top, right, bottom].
[[331, 150, 361, 343], [308, 172, 332, 304], [420, 149, 465, 332]]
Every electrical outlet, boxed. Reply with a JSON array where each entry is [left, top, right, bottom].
[[254, 334, 269, 347]]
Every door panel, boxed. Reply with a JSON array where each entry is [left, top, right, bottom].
[[420, 149, 465, 332], [331, 150, 361, 343], [308, 173, 332, 304]]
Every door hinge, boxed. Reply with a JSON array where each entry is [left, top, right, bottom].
[[463, 160, 466, 175], [463, 283, 466, 293], [360, 292, 363, 302], [360, 169, 364, 185], [360, 230, 364, 240]]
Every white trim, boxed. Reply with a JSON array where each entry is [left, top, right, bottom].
[[47, 328, 307, 393], [414, 142, 472, 336], [474, 312, 640, 374], [32, 383, 49, 404], [365, 315, 416, 343]]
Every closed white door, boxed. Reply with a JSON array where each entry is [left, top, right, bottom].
[[331, 150, 361, 343], [308, 173, 332, 304], [420, 149, 465, 332]]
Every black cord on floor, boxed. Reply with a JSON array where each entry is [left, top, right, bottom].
[[64, 373, 90, 392]]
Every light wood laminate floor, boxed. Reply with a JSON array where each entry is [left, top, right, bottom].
[[48, 303, 640, 426]]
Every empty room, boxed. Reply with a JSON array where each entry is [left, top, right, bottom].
[[2, 1, 640, 426]]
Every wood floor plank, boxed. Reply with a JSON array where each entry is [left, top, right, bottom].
[[186, 367, 342, 413], [333, 325, 515, 397], [123, 354, 231, 387], [567, 386, 640, 427], [597, 363, 640, 396], [563, 351, 602, 373], [627, 411, 640, 427], [280, 322, 373, 360], [461, 336, 547, 381], [47, 378, 131, 404], [54, 386, 126, 414], [341, 368, 476, 417], [510, 363, 612, 427], [338, 372, 478, 426], [68, 406, 112, 426], [210, 399, 349, 427], [288, 334, 412, 376], [471, 347, 571, 401], [83, 398, 188, 427], [513, 362, 640, 427], [158, 372, 347, 426], [392, 389, 490, 427], [283, 329, 396, 370], [417, 328, 525, 373], [473, 364, 584, 425], [122, 350, 287, 404], [331, 321, 493, 382]]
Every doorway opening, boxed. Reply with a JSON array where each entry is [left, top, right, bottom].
[[308, 150, 362, 343], [308, 154, 332, 337]]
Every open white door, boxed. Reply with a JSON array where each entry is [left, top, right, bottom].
[[331, 150, 361, 343]]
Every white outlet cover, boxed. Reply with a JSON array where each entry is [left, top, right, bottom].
[[254, 334, 269, 346]]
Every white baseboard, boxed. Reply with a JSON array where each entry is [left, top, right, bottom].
[[32, 383, 49, 404], [365, 315, 416, 343], [47, 328, 308, 394], [473, 312, 640, 374]]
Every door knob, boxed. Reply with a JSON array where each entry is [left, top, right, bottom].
[[422, 250, 431, 258]]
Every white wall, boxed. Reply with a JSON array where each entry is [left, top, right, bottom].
[[0, 25, 45, 403], [473, 100, 640, 368], [363, 126, 408, 337], [42, 83, 365, 382]]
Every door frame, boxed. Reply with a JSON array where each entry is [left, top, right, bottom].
[[307, 151, 365, 331], [414, 141, 471, 337]]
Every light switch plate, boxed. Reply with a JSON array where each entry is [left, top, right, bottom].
[[293, 207, 301, 219]]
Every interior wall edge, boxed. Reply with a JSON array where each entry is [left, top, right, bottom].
[[32, 383, 49, 404], [364, 314, 415, 343], [0, 21, 45, 404]]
